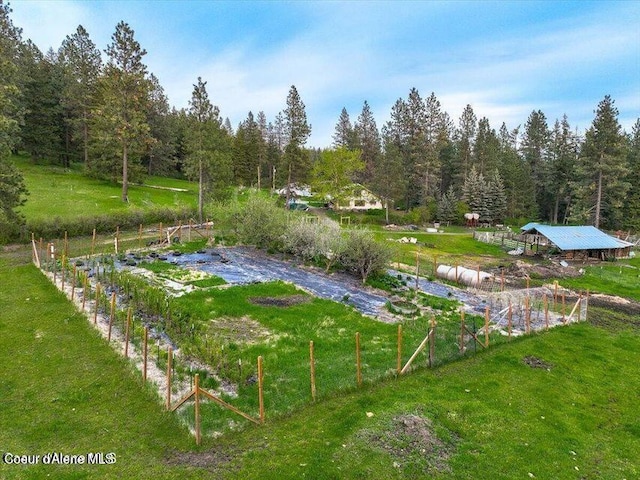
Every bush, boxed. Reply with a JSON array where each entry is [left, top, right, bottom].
[[338, 227, 392, 283], [236, 194, 289, 250]]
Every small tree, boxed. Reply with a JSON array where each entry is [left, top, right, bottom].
[[237, 194, 289, 250]]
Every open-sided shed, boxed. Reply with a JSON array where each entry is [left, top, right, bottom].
[[520, 224, 633, 260]]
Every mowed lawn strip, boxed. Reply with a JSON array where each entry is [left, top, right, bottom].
[[0, 260, 206, 480]]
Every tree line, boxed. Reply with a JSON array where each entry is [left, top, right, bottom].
[[1, 3, 639, 235]]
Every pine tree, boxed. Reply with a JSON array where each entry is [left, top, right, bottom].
[[571, 96, 629, 228], [58, 25, 102, 167], [455, 104, 477, 185], [144, 73, 177, 176], [437, 185, 459, 224], [486, 170, 507, 223], [93, 21, 150, 202], [623, 119, 640, 231], [545, 115, 577, 223], [473, 117, 500, 175], [283, 85, 311, 205], [0, 3, 28, 240], [353, 100, 381, 185], [332, 107, 356, 149], [521, 110, 550, 216], [19, 43, 64, 163], [185, 77, 231, 221]]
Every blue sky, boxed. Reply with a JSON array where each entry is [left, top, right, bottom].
[[10, 0, 640, 147]]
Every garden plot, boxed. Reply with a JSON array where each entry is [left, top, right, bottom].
[[166, 247, 389, 317]]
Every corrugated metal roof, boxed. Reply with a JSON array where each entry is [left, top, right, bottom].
[[521, 225, 633, 251], [520, 222, 540, 231]]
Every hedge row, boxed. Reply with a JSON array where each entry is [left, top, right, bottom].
[[19, 206, 198, 242]]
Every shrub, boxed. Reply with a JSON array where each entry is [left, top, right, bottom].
[[236, 194, 289, 250], [338, 227, 392, 283]]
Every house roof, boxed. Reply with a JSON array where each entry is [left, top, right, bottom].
[[521, 224, 633, 251]]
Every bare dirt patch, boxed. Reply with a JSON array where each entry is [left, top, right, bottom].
[[248, 295, 311, 308], [209, 316, 275, 345], [165, 447, 238, 472], [523, 355, 553, 370], [363, 413, 455, 474]]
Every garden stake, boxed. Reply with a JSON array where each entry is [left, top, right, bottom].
[[108, 292, 115, 342], [415, 252, 419, 290], [138, 224, 143, 248], [525, 296, 530, 334], [91, 228, 96, 255], [356, 332, 362, 387], [501, 268, 505, 292], [397, 324, 402, 374], [562, 292, 566, 324], [310, 341, 316, 401], [258, 356, 265, 423], [508, 303, 512, 340], [64, 231, 68, 258], [71, 264, 77, 300]]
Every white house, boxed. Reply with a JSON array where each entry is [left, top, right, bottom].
[[330, 184, 384, 211]]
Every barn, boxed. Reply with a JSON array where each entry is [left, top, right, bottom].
[[519, 223, 633, 260]]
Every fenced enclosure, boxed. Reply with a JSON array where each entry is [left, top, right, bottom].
[[31, 225, 589, 443]]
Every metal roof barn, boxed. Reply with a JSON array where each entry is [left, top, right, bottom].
[[519, 224, 633, 259]]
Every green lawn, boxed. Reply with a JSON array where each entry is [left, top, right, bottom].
[[557, 257, 640, 301], [13, 155, 196, 222], [2, 252, 638, 479]]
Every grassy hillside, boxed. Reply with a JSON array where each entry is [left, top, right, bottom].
[[1, 253, 638, 479], [13, 155, 196, 222]]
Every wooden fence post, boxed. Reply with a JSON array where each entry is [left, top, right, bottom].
[[138, 224, 143, 248], [166, 347, 173, 410], [309, 341, 316, 402], [258, 356, 265, 424], [194, 374, 201, 446], [143, 326, 149, 381], [397, 324, 402, 374], [554, 281, 558, 308], [508, 303, 512, 340], [577, 293, 582, 322], [433, 255, 437, 277], [91, 228, 96, 255], [484, 306, 490, 347], [159, 222, 163, 243], [415, 252, 420, 290], [124, 308, 131, 357], [356, 332, 362, 387], [562, 292, 566, 324], [525, 296, 530, 334], [501, 268, 505, 292], [71, 264, 77, 301]]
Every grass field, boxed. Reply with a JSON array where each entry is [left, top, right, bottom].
[[13, 155, 196, 222], [558, 257, 640, 302], [1, 251, 638, 479]]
